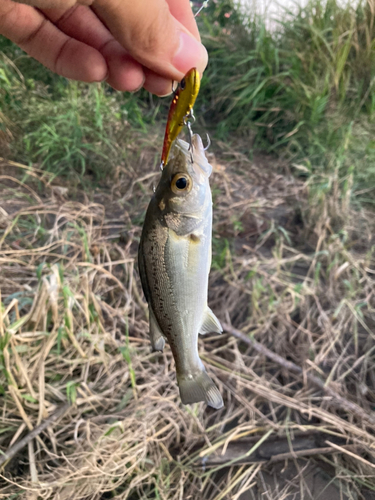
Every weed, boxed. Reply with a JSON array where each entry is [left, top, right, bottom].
[[198, 0, 375, 194], [1, 0, 375, 193]]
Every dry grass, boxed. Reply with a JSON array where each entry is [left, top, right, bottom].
[[0, 143, 375, 499]]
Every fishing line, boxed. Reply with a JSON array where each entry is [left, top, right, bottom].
[[194, 1, 209, 18]]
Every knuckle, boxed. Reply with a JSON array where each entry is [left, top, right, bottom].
[[54, 5, 80, 27], [53, 38, 71, 75], [17, 17, 49, 48]]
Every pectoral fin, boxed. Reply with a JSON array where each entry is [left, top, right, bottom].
[[149, 307, 165, 352], [199, 307, 223, 335]]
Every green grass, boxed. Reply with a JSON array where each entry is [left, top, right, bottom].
[[200, 0, 375, 127], [0, 61, 131, 182], [0, 41, 163, 182], [198, 0, 375, 195], [1, 0, 375, 198]]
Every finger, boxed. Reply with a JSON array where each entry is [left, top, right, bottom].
[[143, 69, 173, 97], [101, 40, 145, 92], [0, 1, 107, 82], [93, 0, 208, 81], [10, 0, 92, 7], [167, 0, 200, 40], [42, 5, 144, 91]]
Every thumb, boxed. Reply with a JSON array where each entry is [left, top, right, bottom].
[[93, 0, 208, 81]]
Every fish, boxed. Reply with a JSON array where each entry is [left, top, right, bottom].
[[138, 134, 223, 409], [160, 68, 200, 167]]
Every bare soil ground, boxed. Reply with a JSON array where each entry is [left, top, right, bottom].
[[0, 143, 375, 499]]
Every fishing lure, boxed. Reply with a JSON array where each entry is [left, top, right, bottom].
[[160, 68, 200, 167]]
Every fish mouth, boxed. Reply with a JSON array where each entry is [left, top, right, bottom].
[[175, 134, 213, 179]]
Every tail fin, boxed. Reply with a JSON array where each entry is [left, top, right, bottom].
[[178, 369, 224, 409]]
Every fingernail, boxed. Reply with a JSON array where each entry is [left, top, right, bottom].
[[172, 32, 208, 76], [97, 71, 109, 83], [130, 76, 146, 94], [157, 90, 174, 97], [157, 80, 178, 97]]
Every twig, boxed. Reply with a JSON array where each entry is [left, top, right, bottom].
[[0, 403, 70, 468], [199, 444, 359, 467], [326, 441, 375, 469], [222, 322, 375, 427], [269, 444, 358, 463]]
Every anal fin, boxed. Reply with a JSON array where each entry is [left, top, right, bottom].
[[199, 307, 223, 335]]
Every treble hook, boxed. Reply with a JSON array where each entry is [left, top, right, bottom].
[[186, 121, 194, 162], [183, 109, 196, 162], [203, 133, 211, 151]]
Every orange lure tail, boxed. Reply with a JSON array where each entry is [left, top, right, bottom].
[[161, 68, 200, 166]]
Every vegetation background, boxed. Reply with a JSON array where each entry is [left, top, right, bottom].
[[1, 0, 375, 498]]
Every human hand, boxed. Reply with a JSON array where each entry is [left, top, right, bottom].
[[0, 0, 208, 95]]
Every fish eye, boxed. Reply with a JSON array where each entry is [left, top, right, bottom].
[[171, 173, 192, 194], [180, 78, 186, 90], [176, 177, 187, 189]]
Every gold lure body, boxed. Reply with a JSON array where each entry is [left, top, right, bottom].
[[161, 68, 200, 166]]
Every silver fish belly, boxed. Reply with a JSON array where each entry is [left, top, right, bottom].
[[138, 135, 223, 409]]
